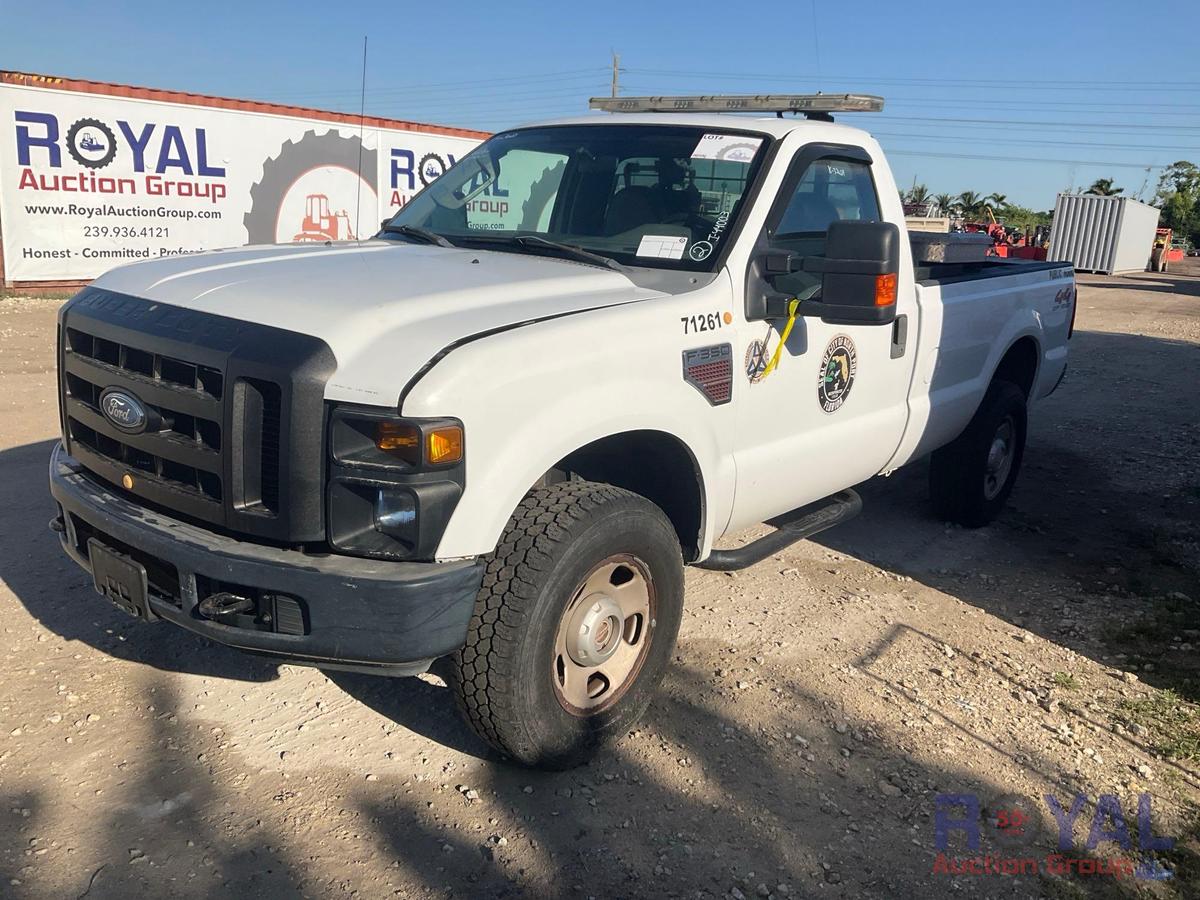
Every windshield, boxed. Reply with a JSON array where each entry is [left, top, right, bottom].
[[379, 124, 770, 271]]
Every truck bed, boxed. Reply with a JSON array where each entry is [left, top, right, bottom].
[[915, 258, 1067, 286], [893, 257, 1073, 470]]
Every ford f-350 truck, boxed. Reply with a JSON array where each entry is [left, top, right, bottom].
[[49, 94, 1074, 768]]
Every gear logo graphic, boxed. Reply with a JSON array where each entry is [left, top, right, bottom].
[[244, 130, 378, 245], [65, 118, 117, 169], [417, 152, 447, 187]]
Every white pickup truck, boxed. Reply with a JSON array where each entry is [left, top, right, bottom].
[[48, 94, 1074, 768]]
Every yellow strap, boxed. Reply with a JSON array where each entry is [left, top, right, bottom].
[[760, 298, 800, 379]]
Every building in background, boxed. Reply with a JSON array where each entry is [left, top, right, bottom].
[[0, 71, 489, 289]]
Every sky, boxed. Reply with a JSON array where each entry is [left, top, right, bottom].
[[2, 0, 1198, 210]]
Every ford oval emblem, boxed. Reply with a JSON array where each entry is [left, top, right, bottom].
[[99, 388, 148, 434]]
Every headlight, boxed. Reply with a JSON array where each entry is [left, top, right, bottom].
[[327, 406, 464, 560]]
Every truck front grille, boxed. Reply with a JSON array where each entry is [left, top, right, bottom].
[[64, 330, 228, 506], [58, 288, 334, 543]]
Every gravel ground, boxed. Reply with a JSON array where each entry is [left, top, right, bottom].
[[1, 263, 1198, 899]]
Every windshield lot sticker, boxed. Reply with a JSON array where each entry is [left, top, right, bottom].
[[638, 234, 689, 260], [745, 338, 770, 384], [691, 134, 763, 162], [818, 335, 858, 412]]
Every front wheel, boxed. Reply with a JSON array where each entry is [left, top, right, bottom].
[[929, 379, 1028, 527], [449, 481, 684, 769]]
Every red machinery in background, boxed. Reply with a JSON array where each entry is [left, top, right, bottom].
[[961, 206, 1049, 260], [1151, 228, 1185, 272]]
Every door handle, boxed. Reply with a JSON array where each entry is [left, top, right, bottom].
[[890, 314, 908, 359]]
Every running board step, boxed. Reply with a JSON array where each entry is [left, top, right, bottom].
[[695, 489, 862, 572]]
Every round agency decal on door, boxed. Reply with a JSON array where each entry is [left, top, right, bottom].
[[818, 335, 858, 413], [744, 338, 770, 384]]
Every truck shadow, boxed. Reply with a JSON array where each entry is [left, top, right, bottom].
[[0, 679, 312, 899], [0, 438, 278, 682], [325, 659, 497, 760], [353, 651, 1196, 899], [812, 327, 1200, 702], [3, 652, 1192, 898]]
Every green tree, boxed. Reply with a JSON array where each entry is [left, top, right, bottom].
[[906, 183, 931, 205], [1085, 177, 1123, 196], [997, 204, 1051, 230], [1154, 161, 1200, 244], [932, 193, 956, 215], [957, 191, 984, 217], [985, 192, 1008, 210]]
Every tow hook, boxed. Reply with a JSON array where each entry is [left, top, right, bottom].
[[198, 592, 254, 622]]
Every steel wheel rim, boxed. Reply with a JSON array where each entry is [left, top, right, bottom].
[[552, 554, 655, 716], [984, 416, 1016, 500]]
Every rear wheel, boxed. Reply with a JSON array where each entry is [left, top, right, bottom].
[[929, 379, 1027, 527], [450, 481, 684, 769]]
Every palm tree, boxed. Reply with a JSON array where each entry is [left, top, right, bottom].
[[985, 192, 1008, 210], [957, 191, 983, 217], [1085, 178, 1123, 196], [932, 193, 956, 216], [906, 183, 931, 205]]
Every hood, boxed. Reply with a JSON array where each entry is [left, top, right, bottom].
[[92, 241, 660, 405]]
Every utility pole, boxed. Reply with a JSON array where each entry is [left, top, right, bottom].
[[1135, 166, 1152, 202], [611, 52, 620, 98]]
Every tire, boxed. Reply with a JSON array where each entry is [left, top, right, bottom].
[[929, 379, 1027, 527], [450, 481, 684, 769]]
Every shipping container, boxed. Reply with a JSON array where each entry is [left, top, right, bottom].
[[1048, 193, 1160, 275]]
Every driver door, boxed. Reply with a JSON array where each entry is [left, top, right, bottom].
[[727, 145, 918, 532]]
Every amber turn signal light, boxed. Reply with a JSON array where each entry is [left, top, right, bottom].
[[426, 426, 464, 466], [875, 272, 898, 307]]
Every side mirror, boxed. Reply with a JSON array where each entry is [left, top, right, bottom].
[[760, 248, 800, 277], [751, 221, 901, 325], [801, 220, 900, 325]]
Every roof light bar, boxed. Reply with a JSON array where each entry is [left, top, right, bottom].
[[589, 94, 884, 115]]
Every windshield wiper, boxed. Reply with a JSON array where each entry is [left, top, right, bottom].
[[380, 223, 455, 248], [467, 234, 625, 272], [511, 235, 627, 272]]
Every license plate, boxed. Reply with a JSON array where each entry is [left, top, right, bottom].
[[88, 538, 155, 621]]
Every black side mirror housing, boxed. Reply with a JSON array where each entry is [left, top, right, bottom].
[[751, 220, 901, 325], [760, 248, 801, 277]]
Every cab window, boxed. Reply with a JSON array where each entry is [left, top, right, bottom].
[[773, 159, 879, 241], [768, 157, 880, 296]]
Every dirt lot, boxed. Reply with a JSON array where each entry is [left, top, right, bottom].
[[2, 263, 1199, 900]]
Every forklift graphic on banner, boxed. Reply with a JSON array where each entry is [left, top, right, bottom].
[[244, 129, 378, 245], [292, 194, 356, 242]]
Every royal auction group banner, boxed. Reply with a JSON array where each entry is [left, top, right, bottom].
[[0, 79, 486, 281]]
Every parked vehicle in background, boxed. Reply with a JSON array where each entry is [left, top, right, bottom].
[[48, 94, 1075, 768]]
